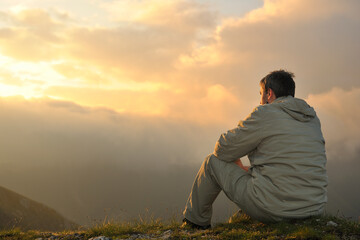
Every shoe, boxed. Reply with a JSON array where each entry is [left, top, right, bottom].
[[229, 209, 252, 223], [181, 218, 211, 230]]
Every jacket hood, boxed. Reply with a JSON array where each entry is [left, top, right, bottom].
[[272, 96, 316, 122]]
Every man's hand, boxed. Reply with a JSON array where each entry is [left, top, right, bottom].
[[234, 158, 249, 172]]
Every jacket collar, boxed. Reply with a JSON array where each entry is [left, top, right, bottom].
[[272, 95, 292, 104]]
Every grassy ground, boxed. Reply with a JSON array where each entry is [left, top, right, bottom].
[[0, 213, 359, 239]]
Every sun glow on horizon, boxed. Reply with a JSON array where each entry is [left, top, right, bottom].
[[0, 0, 264, 123]]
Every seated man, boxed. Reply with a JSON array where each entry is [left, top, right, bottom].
[[182, 70, 328, 229]]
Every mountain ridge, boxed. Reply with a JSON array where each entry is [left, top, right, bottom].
[[0, 185, 77, 231]]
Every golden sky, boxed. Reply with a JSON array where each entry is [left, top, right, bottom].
[[0, 0, 358, 125]]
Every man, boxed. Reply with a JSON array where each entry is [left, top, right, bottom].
[[182, 70, 328, 229]]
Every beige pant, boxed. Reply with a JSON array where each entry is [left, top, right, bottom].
[[183, 154, 282, 227]]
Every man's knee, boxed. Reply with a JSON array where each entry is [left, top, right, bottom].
[[202, 154, 228, 178]]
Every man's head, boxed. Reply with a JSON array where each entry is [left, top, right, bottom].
[[259, 70, 295, 105]]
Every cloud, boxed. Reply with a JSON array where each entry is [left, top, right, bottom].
[[0, 68, 23, 86], [1, 92, 360, 225], [179, 0, 360, 98], [0, 1, 218, 82], [62, 0, 218, 82], [0, 8, 64, 61], [65, 26, 186, 79], [238, 0, 359, 24], [306, 87, 360, 219], [307, 87, 360, 162], [0, 4, 244, 124], [1, 0, 359, 107], [52, 62, 110, 86], [101, 0, 217, 30], [44, 82, 244, 125], [0, 96, 232, 224]]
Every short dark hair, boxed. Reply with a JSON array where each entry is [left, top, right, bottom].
[[260, 70, 295, 97]]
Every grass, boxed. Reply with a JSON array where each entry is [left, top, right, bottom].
[[0, 213, 359, 239]]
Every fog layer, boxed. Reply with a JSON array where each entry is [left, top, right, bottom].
[[1, 92, 359, 224]]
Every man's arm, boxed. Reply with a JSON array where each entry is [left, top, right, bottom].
[[213, 107, 264, 162]]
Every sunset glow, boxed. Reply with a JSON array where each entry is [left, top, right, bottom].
[[0, 0, 357, 124], [1, 0, 254, 121]]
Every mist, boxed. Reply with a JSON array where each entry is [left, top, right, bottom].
[[1, 93, 359, 226], [0, 97, 239, 225]]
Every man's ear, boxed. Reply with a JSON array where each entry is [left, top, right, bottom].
[[268, 88, 276, 102]]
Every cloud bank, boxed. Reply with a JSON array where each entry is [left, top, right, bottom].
[[1, 87, 360, 224], [1, 0, 358, 121]]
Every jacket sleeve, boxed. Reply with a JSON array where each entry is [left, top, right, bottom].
[[213, 107, 264, 162]]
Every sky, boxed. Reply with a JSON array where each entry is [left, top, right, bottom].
[[0, 0, 359, 224]]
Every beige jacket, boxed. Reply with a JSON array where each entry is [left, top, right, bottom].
[[213, 96, 328, 218]]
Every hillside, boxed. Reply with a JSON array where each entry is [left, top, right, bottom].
[[0, 185, 77, 231], [0, 212, 359, 239]]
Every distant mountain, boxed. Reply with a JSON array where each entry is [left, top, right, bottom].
[[0, 185, 77, 231]]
